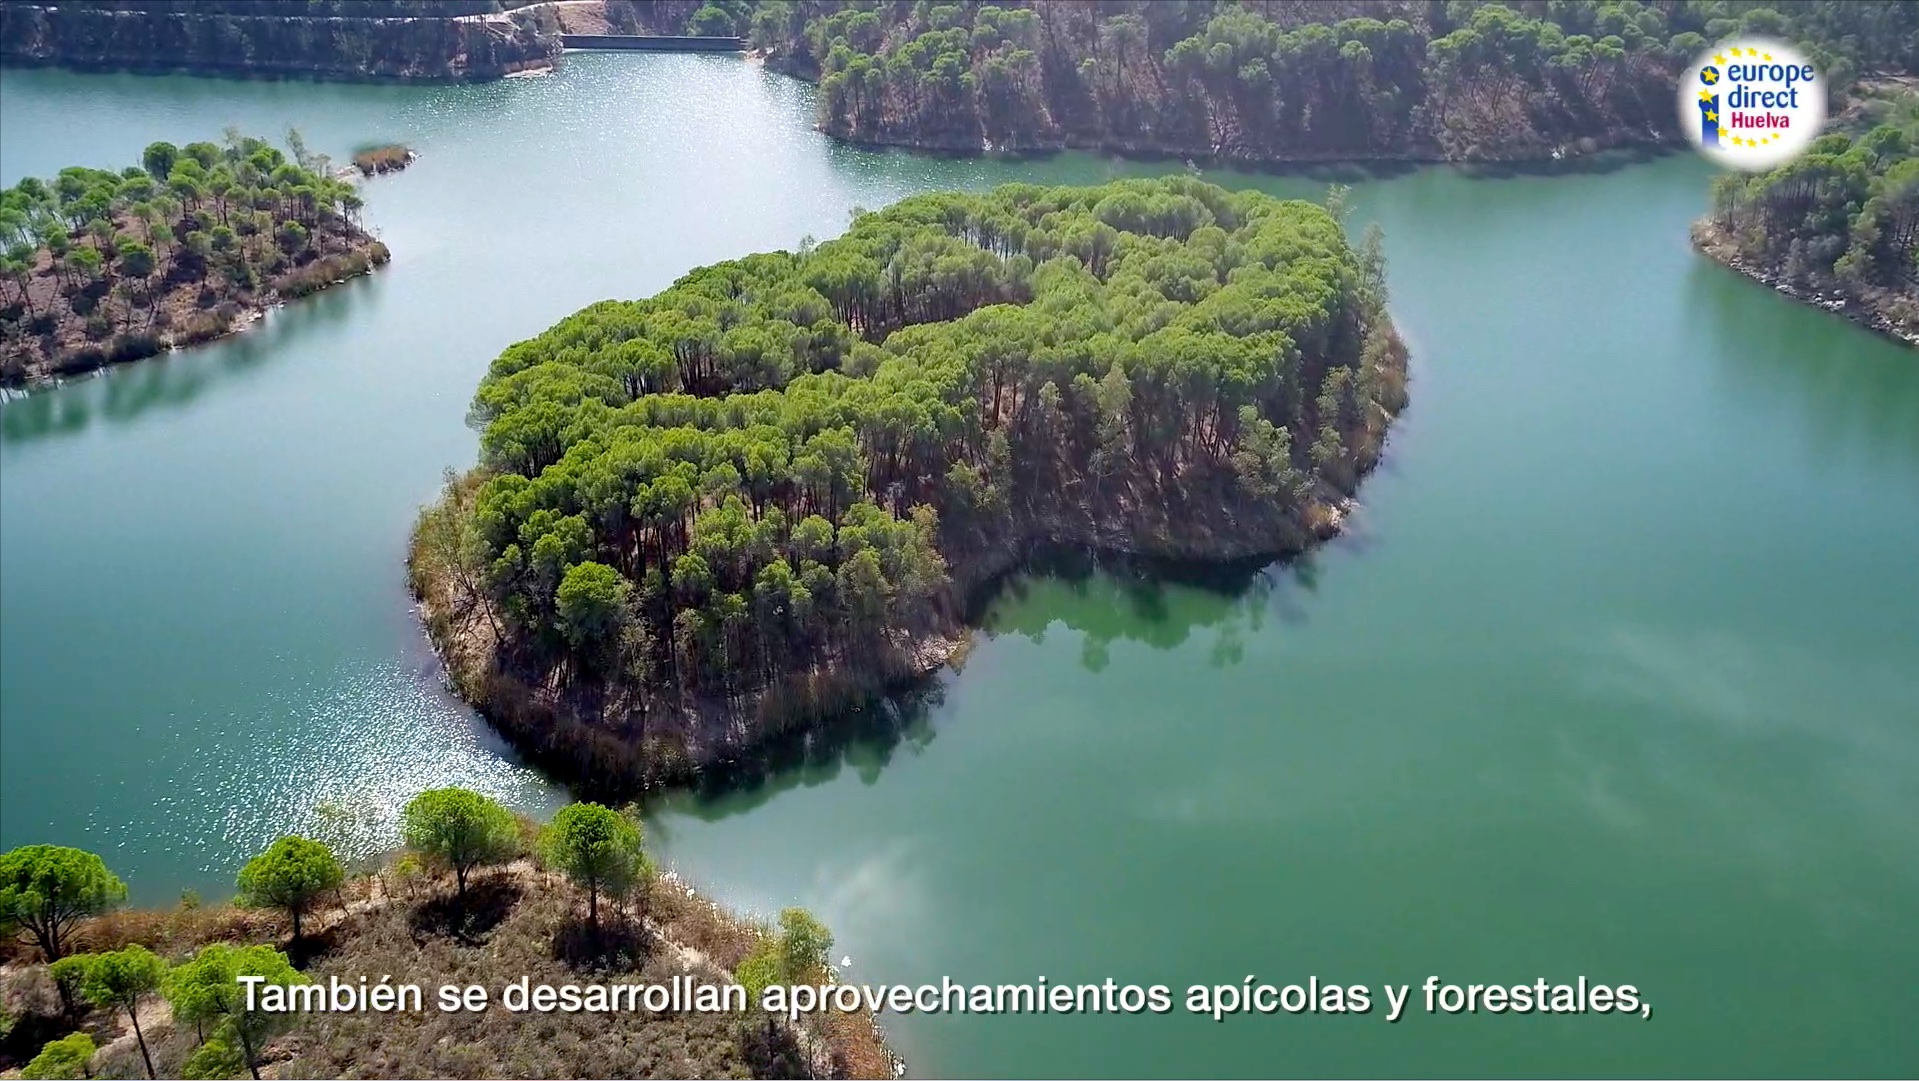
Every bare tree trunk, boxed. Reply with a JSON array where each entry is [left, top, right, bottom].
[[129, 1005, 157, 1079]]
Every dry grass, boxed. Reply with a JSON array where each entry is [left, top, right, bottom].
[[1, 865, 894, 1080], [271, 242, 391, 299], [279, 873, 756, 1080], [71, 901, 282, 957]]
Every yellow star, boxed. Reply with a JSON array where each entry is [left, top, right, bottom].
[[1706, 109, 1718, 122], [1732, 136, 1746, 146], [1714, 53, 1727, 64], [1699, 88, 1715, 102], [1763, 53, 1773, 61], [1703, 69, 1719, 83]]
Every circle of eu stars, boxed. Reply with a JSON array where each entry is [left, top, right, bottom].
[[1698, 47, 1785, 150]]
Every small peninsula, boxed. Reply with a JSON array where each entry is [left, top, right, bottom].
[[0, 802, 891, 1079], [1692, 114, 1918, 346], [411, 176, 1406, 793], [0, 134, 390, 387]]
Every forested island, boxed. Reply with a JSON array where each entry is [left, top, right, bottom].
[[409, 176, 1405, 791], [627, 0, 1919, 163], [0, 133, 389, 387], [0, 0, 559, 81], [0, 797, 887, 1079], [1693, 97, 1918, 346]]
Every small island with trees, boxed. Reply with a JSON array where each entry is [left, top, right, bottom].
[[0, 793, 888, 1079], [0, 132, 390, 388], [409, 176, 1406, 792], [352, 144, 416, 177], [1692, 107, 1918, 346]]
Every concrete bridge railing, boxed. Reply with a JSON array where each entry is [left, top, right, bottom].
[[559, 34, 744, 52]]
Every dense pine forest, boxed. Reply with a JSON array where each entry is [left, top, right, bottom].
[[612, 0, 1919, 161], [0, 133, 389, 386], [1695, 95, 1919, 344], [411, 176, 1405, 790], [0, 0, 559, 81]]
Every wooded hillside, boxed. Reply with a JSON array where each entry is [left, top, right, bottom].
[[0, 0, 559, 81], [621, 0, 1919, 161], [1695, 100, 1919, 343]]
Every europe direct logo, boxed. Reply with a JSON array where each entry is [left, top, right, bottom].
[[1680, 37, 1825, 171]]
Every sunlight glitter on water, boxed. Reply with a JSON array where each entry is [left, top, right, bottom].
[[104, 655, 562, 880]]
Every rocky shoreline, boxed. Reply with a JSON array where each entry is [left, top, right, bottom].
[[805, 115, 1680, 168], [2, 238, 391, 391], [1691, 220, 1919, 349]]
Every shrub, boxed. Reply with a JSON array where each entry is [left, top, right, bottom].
[[351, 145, 413, 175], [21, 1032, 94, 1080]]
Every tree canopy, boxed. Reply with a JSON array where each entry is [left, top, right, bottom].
[[398, 786, 522, 898], [0, 130, 388, 385], [0, 844, 127, 961], [540, 801, 649, 927], [20, 1032, 94, 1081], [417, 176, 1404, 790], [735, 906, 836, 1033], [77, 945, 169, 1079], [1703, 115, 1917, 337], [163, 942, 307, 1081], [235, 835, 345, 941]]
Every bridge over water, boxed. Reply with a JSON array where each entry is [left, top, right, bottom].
[[559, 34, 743, 52]]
